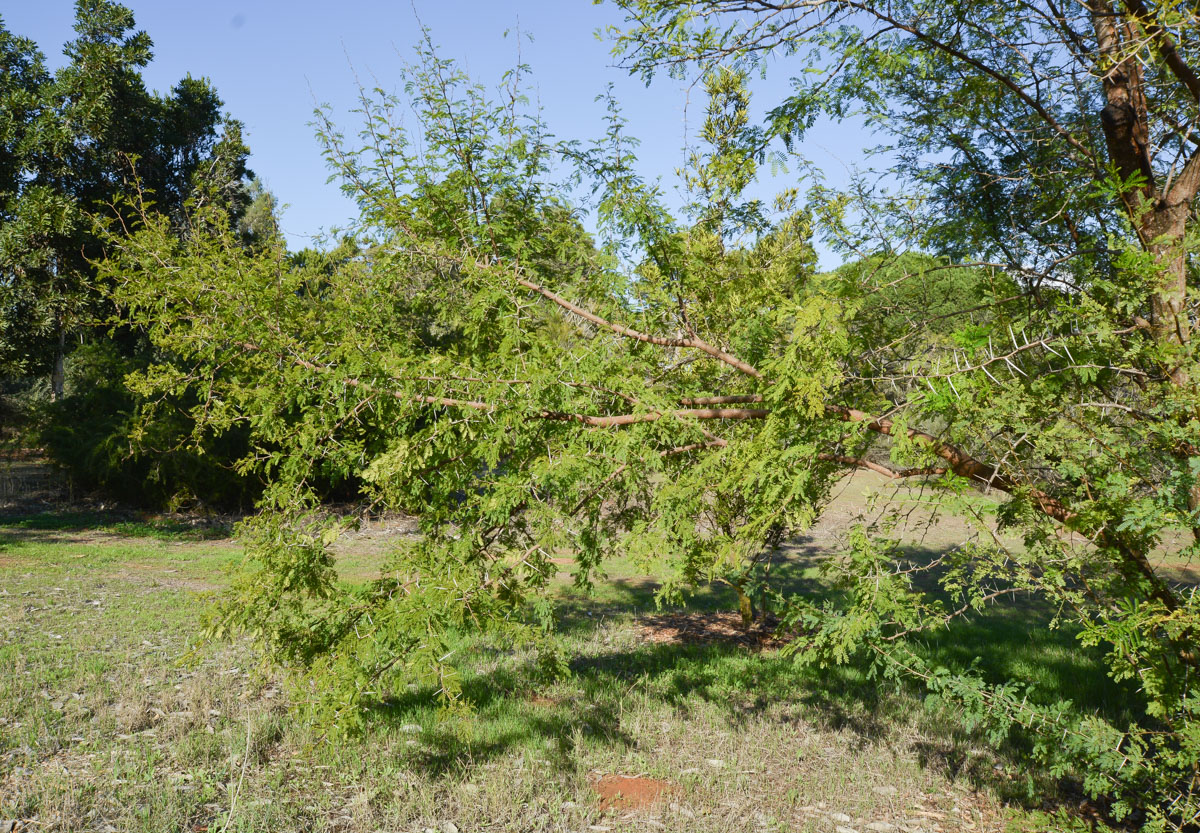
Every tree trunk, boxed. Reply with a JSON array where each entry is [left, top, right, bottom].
[[736, 585, 755, 628], [50, 325, 65, 402], [1143, 202, 1191, 339], [1091, 4, 1195, 354]]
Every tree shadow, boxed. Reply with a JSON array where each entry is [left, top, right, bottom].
[[359, 537, 1144, 830], [0, 509, 233, 543]]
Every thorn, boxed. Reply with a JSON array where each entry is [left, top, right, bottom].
[[1004, 356, 1028, 377]]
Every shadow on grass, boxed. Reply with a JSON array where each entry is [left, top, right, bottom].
[[360, 541, 1145, 825], [0, 509, 233, 541]]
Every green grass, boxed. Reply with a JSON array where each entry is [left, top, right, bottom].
[[0, 509, 1116, 833]]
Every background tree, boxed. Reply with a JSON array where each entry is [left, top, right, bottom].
[[1, 1, 260, 506], [0, 20, 50, 383], [0, 1, 251, 397]]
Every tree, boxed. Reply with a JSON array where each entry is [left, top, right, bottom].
[[0, 1, 251, 395], [0, 2, 263, 508], [609, 2, 1200, 824], [105, 9, 1200, 826], [0, 18, 49, 381], [238, 177, 282, 249]]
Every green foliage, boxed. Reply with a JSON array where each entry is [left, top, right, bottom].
[[0, 0, 252, 383], [0, 1, 262, 507], [601, 2, 1200, 826], [100, 5, 1200, 829], [36, 341, 258, 509]]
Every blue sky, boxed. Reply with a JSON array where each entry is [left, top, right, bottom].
[[6, 1, 875, 265]]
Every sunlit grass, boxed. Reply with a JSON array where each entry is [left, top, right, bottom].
[[0, 512, 1115, 832]]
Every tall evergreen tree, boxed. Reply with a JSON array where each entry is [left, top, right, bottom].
[[0, 1, 250, 394]]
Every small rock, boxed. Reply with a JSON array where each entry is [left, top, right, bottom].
[[867, 824, 897, 832], [0, 821, 15, 833], [439, 822, 459, 833], [872, 786, 898, 797], [836, 827, 860, 833], [830, 813, 853, 823], [705, 758, 726, 769]]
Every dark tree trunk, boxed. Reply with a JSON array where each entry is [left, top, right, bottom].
[[50, 325, 65, 402]]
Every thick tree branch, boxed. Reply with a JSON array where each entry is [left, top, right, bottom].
[[825, 405, 1074, 522], [818, 453, 948, 480], [542, 407, 770, 427], [1090, 2, 1157, 198], [680, 394, 765, 405], [1120, 0, 1200, 103], [514, 275, 763, 379]]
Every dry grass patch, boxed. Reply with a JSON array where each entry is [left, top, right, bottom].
[[0, 507, 1108, 832]]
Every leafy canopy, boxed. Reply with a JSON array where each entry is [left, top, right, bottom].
[[105, 3, 1200, 827]]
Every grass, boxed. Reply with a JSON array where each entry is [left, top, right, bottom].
[[0, 510, 233, 541], [0, 487, 1121, 833]]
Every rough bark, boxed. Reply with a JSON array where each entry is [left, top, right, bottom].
[[1091, 2, 1196, 355]]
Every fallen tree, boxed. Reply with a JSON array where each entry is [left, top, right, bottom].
[[106, 9, 1199, 826]]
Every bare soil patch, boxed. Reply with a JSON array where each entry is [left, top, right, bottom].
[[635, 611, 787, 649], [591, 773, 677, 812]]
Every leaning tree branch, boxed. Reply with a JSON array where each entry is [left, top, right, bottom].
[[824, 405, 1075, 522], [818, 453, 948, 480], [240, 341, 768, 426], [243, 337, 1181, 610], [513, 275, 763, 379]]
